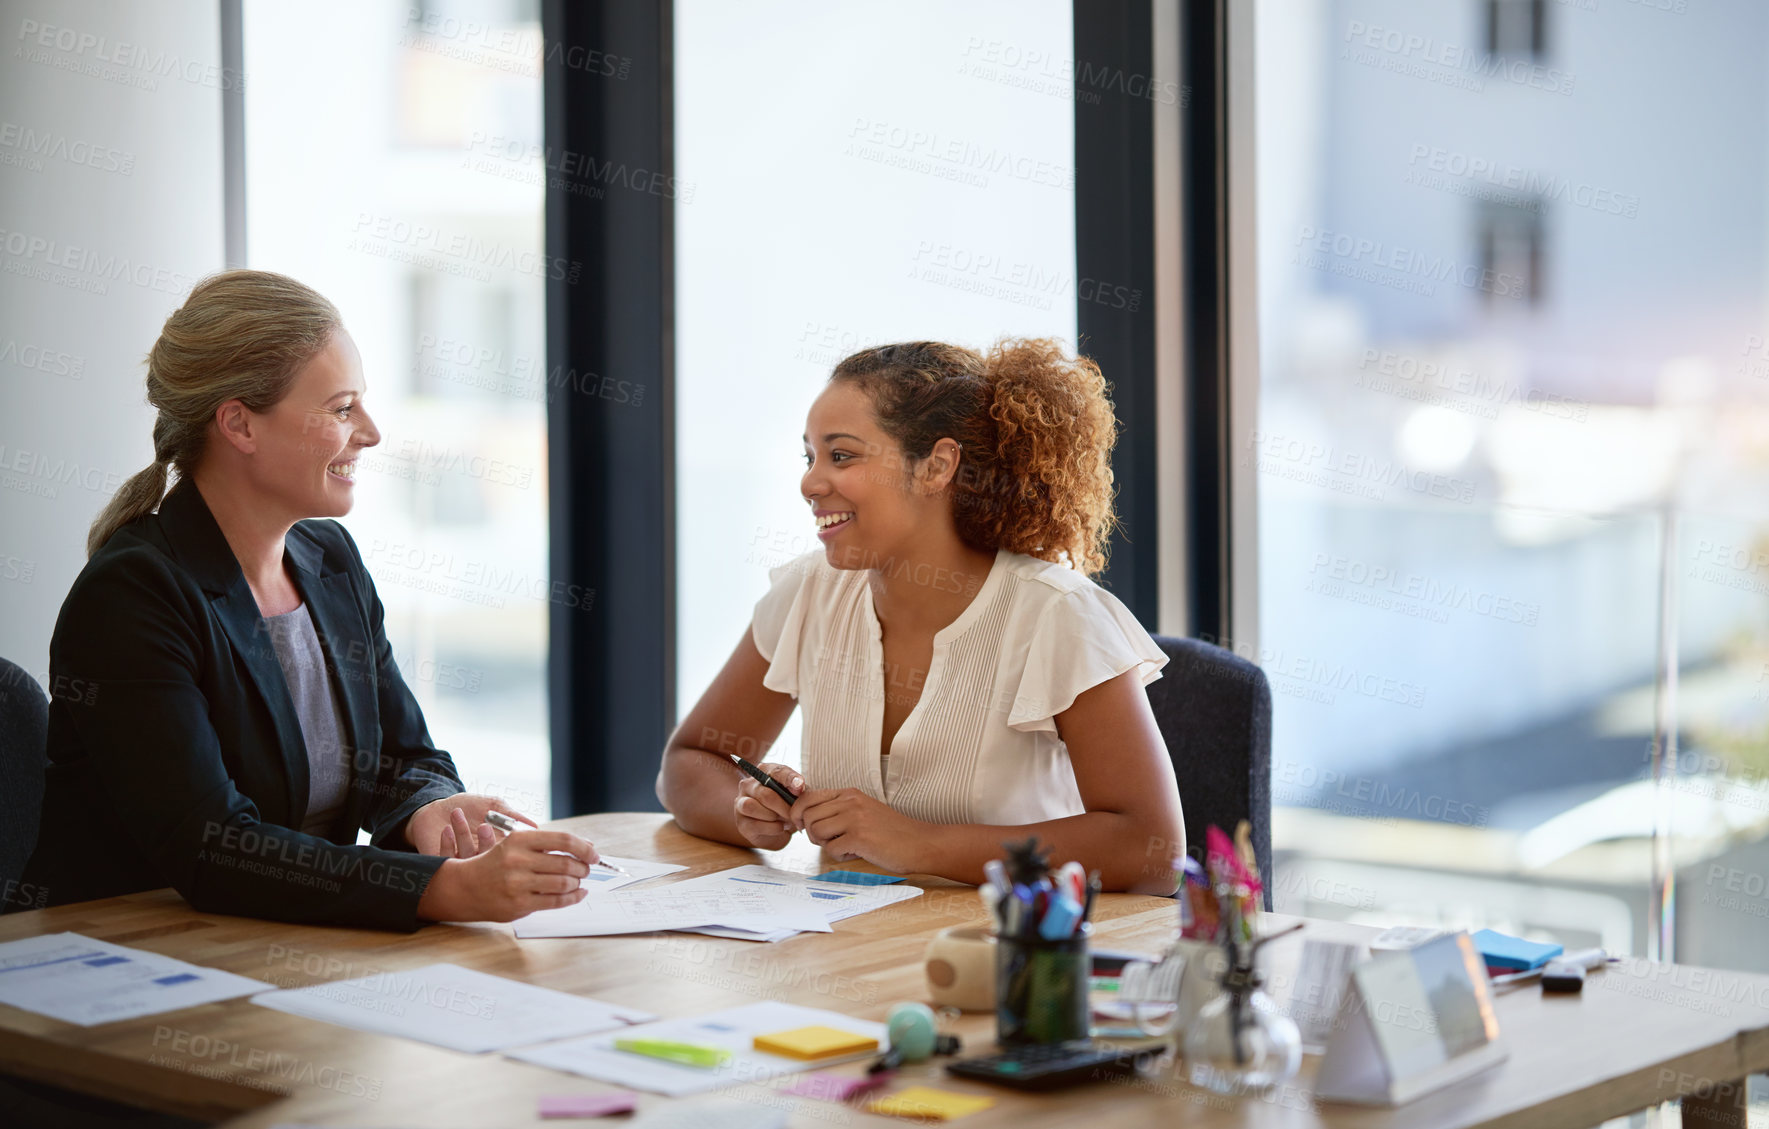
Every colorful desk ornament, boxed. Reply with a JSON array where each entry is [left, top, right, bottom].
[[1173, 824, 1510, 1106], [1174, 823, 1305, 1095]]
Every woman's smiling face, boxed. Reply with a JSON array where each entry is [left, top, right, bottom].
[[244, 329, 381, 521], [801, 381, 923, 569]]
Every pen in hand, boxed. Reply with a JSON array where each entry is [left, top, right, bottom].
[[483, 810, 631, 878], [726, 753, 802, 808]]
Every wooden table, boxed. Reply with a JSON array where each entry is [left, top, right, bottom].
[[1, 812, 1766, 1128]]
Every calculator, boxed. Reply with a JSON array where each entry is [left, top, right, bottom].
[[944, 1042, 1166, 1091]]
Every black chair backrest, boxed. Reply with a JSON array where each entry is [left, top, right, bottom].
[[0, 658, 49, 900], [1145, 635, 1273, 908]]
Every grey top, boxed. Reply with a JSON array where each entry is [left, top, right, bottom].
[[263, 603, 351, 837]]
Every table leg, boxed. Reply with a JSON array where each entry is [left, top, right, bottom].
[[1681, 1076, 1748, 1128]]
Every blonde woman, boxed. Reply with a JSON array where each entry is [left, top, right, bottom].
[[19, 271, 602, 929], [658, 340, 1184, 893]]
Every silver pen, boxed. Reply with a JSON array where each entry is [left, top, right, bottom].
[[483, 810, 631, 877]]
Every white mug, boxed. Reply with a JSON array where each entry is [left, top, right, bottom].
[[924, 926, 997, 1012]]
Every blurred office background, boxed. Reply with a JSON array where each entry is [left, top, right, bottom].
[[1256, 0, 1769, 980], [6, 0, 1769, 1065]]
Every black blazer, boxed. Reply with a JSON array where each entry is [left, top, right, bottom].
[[19, 479, 462, 930]]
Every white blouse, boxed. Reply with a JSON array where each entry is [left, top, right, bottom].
[[750, 548, 1168, 827]]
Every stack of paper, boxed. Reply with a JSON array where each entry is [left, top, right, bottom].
[[507, 1001, 888, 1096], [0, 932, 272, 1026], [575, 854, 689, 893], [439, 855, 688, 926], [680, 866, 924, 942], [514, 882, 835, 939], [513, 865, 923, 942], [251, 963, 654, 1053]]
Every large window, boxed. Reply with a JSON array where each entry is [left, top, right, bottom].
[[245, 0, 550, 821], [673, 0, 1078, 760], [1255, 0, 1769, 972]]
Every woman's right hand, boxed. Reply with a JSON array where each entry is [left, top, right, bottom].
[[416, 829, 596, 922], [732, 762, 806, 850]]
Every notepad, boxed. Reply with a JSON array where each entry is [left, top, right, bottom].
[[868, 1086, 996, 1121], [1471, 928, 1562, 972], [538, 1092, 638, 1118], [753, 1025, 879, 1060], [784, 1073, 892, 1101]]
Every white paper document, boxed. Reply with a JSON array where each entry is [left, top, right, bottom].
[[250, 962, 654, 1053], [514, 884, 834, 939], [0, 932, 272, 1027], [513, 864, 922, 941], [676, 866, 924, 942], [575, 854, 688, 893], [507, 1000, 888, 1096], [442, 856, 689, 926]]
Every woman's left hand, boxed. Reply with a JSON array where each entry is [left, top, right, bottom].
[[406, 794, 538, 858], [792, 788, 929, 874]]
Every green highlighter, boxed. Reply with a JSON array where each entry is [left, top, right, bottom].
[[614, 1038, 731, 1068]]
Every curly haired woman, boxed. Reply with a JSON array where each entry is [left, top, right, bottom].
[[657, 340, 1184, 893]]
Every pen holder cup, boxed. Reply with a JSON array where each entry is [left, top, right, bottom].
[[996, 924, 1090, 1046], [925, 926, 997, 1012]]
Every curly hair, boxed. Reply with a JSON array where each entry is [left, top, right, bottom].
[[830, 338, 1118, 575]]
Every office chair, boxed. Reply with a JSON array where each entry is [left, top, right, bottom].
[[1145, 635, 1273, 909], [0, 657, 48, 907], [0, 660, 208, 1125]]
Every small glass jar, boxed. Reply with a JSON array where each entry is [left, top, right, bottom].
[[1182, 963, 1302, 1094]]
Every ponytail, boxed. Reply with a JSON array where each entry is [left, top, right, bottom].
[[87, 460, 170, 557], [830, 337, 1118, 575], [976, 338, 1117, 575], [84, 270, 342, 557]]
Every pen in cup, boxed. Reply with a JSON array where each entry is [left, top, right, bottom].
[[483, 810, 631, 878]]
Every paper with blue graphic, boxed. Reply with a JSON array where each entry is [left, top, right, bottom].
[[813, 870, 907, 885], [677, 865, 923, 942], [0, 931, 271, 1026]]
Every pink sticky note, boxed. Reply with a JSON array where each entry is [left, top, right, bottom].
[[538, 1092, 639, 1118], [785, 1073, 893, 1102]]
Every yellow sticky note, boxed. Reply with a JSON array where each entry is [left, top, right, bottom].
[[752, 1025, 879, 1061], [868, 1086, 996, 1121]]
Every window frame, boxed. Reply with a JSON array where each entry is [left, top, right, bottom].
[[543, 0, 677, 817]]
